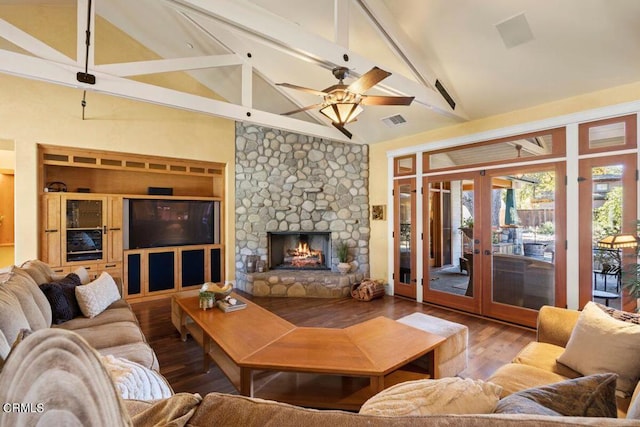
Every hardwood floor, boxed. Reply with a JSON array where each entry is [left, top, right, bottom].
[[131, 292, 535, 397]]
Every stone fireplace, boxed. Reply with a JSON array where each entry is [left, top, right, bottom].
[[269, 232, 331, 270], [234, 123, 370, 297]]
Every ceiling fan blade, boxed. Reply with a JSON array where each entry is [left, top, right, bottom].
[[332, 122, 353, 139], [360, 95, 415, 106], [347, 67, 391, 94], [276, 82, 328, 97], [281, 103, 323, 116]]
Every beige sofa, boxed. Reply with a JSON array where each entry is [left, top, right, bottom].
[[488, 305, 638, 418], [0, 328, 638, 426], [0, 259, 157, 370]]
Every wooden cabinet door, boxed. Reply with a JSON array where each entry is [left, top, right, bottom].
[[0, 173, 14, 246], [41, 194, 61, 267], [107, 196, 123, 263]]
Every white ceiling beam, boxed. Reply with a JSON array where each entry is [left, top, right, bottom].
[[168, 0, 468, 121], [334, 0, 349, 48], [356, 0, 440, 90], [241, 62, 252, 108], [96, 54, 243, 77], [0, 18, 72, 64], [76, 0, 95, 68], [0, 49, 351, 143]]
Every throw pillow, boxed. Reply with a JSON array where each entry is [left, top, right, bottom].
[[557, 301, 640, 396], [494, 373, 618, 417], [39, 273, 82, 324], [595, 302, 640, 324], [75, 272, 121, 318], [359, 377, 503, 416], [100, 354, 173, 400]]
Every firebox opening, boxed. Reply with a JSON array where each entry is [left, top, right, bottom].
[[268, 232, 331, 270]]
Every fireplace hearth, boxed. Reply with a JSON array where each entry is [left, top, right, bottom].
[[269, 232, 331, 270]]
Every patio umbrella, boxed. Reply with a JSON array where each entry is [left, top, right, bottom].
[[505, 189, 516, 225]]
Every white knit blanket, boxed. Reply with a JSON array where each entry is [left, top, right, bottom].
[[100, 354, 173, 400]]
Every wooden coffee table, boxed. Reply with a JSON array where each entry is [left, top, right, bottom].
[[174, 294, 445, 410]]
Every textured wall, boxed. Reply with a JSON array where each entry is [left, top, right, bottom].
[[235, 123, 370, 276]]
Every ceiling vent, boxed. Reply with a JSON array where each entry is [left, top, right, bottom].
[[382, 114, 407, 128], [496, 13, 534, 49]]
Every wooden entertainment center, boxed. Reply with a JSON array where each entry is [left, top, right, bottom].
[[38, 144, 225, 302]]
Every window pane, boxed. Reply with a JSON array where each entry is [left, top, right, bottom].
[[428, 134, 554, 170], [491, 171, 556, 310], [588, 122, 626, 150]]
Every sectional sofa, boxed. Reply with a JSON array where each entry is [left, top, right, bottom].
[[1, 260, 639, 426], [0, 259, 157, 371]]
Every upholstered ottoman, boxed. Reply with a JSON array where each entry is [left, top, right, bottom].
[[397, 313, 468, 378]]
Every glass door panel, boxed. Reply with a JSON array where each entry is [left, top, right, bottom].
[[423, 173, 481, 314], [482, 163, 565, 327], [579, 154, 637, 311], [394, 178, 416, 298], [65, 198, 105, 263]]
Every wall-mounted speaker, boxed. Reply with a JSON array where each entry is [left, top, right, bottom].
[[148, 187, 173, 196]]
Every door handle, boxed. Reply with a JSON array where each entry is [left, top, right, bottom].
[[484, 250, 492, 255], [474, 249, 480, 254], [45, 229, 59, 233]]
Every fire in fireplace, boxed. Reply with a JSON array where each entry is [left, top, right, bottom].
[[268, 232, 331, 270]]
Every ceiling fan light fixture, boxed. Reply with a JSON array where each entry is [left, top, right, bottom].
[[320, 102, 363, 125]]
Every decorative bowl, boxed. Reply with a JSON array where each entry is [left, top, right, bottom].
[[201, 282, 233, 300]]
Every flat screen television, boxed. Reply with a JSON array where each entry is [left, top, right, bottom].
[[126, 199, 218, 249]]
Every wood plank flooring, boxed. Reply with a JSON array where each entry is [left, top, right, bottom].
[[131, 292, 535, 398]]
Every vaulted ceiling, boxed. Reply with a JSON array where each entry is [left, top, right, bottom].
[[1, 0, 640, 144]]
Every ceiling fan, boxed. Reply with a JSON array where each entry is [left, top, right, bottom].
[[277, 66, 415, 139]]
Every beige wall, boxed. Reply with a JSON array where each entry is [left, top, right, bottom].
[[0, 4, 236, 274], [368, 81, 640, 280], [3, 73, 236, 274]]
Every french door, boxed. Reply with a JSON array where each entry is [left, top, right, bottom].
[[578, 154, 637, 311], [424, 162, 566, 327], [423, 172, 481, 314], [394, 178, 417, 299]]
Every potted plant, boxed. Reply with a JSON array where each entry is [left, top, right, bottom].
[[621, 220, 640, 311], [459, 217, 474, 239], [336, 242, 351, 274]]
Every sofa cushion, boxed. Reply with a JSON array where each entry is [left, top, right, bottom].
[[100, 354, 172, 400], [19, 259, 57, 285], [96, 341, 159, 371], [126, 393, 201, 427], [1, 267, 52, 329], [39, 273, 82, 324], [494, 373, 618, 418], [557, 301, 640, 395], [0, 329, 10, 363], [0, 287, 32, 345], [75, 272, 121, 318], [59, 304, 137, 330], [512, 341, 581, 379], [189, 392, 634, 427], [57, 320, 146, 350], [359, 378, 502, 416], [487, 363, 569, 398]]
